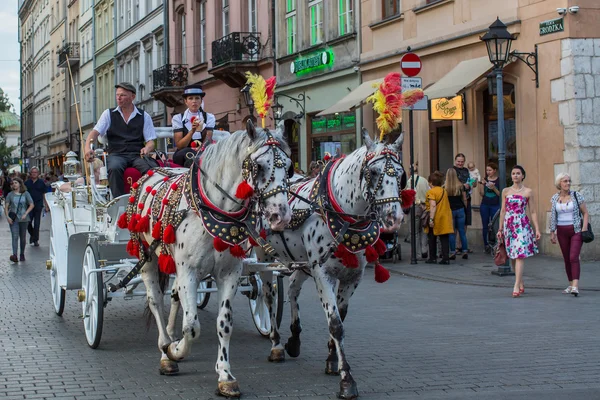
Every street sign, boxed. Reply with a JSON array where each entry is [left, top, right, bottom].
[[401, 77, 428, 111], [401, 53, 422, 77]]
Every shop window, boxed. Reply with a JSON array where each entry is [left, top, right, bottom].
[[309, 112, 357, 163], [484, 82, 517, 186]]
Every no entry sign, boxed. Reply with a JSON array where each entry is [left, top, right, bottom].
[[401, 53, 422, 77]]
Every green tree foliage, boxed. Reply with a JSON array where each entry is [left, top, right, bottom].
[[0, 139, 17, 169], [0, 90, 12, 113]]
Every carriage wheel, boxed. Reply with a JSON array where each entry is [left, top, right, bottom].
[[49, 227, 66, 316], [196, 279, 212, 309], [249, 274, 284, 337], [82, 245, 104, 349]]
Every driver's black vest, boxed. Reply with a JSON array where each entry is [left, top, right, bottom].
[[107, 108, 145, 154]]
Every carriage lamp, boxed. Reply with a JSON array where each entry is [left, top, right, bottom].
[[241, 84, 255, 116], [63, 151, 81, 183]]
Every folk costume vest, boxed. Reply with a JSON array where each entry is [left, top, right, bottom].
[[107, 108, 145, 154]]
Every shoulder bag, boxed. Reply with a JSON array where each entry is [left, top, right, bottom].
[[420, 189, 445, 228], [494, 240, 508, 266], [573, 192, 594, 243], [8, 193, 23, 221]]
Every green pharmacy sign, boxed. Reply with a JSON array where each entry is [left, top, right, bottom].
[[291, 50, 334, 75], [539, 17, 564, 36]]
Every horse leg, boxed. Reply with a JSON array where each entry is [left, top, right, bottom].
[[285, 270, 310, 358], [164, 264, 199, 362], [139, 260, 179, 376], [313, 269, 359, 400], [214, 271, 242, 398], [326, 274, 362, 376], [166, 277, 180, 341], [258, 271, 285, 362]]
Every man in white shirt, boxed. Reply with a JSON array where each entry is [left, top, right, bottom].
[[405, 161, 430, 259], [84, 82, 158, 197]]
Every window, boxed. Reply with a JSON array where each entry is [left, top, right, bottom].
[[104, 10, 109, 45], [145, 50, 153, 94], [198, 0, 206, 63], [382, 0, 400, 18], [309, 0, 323, 45], [126, 0, 132, 30], [133, 56, 139, 86], [248, 0, 257, 32], [134, 0, 139, 23], [180, 12, 187, 64], [339, 0, 353, 36], [146, 0, 152, 13], [285, 0, 296, 55], [222, 0, 230, 36]]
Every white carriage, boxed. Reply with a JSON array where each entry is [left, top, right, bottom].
[[46, 135, 286, 349]]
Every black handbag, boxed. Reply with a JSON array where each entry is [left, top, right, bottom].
[[8, 194, 23, 221], [573, 192, 594, 243]]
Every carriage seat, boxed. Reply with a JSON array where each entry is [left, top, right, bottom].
[[123, 159, 183, 193]]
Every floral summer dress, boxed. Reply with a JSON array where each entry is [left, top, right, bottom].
[[503, 194, 539, 259]]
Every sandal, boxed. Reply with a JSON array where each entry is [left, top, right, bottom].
[[562, 286, 572, 294], [571, 287, 579, 297]]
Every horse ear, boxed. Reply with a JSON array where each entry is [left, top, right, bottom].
[[390, 132, 404, 153], [246, 119, 257, 141], [362, 128, 375, 151]]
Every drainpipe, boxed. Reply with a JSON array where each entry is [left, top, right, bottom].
[[163, 1, 169, 127]]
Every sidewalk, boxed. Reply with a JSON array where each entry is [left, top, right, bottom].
[[382, 240, 600, 291]]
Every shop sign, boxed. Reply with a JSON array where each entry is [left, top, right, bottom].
[[430, 96, 464, 120], [539, 18, 564, 36], [311, 112, 356, 134], [291, 50, 334, 75]]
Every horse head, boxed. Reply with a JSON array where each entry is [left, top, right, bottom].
[[360, 128, 406, 233], [243, 120, 292, 231]]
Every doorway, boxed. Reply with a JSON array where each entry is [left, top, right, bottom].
[[430, 122, 454, 173]]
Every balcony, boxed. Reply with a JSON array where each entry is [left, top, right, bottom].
[[57, 43, 80, 68], [150, 64, 189, 108], [209, 32, 262, 88]]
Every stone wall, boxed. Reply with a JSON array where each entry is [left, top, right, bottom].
[[551, 38, 600, 260]]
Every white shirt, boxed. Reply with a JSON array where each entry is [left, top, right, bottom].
[[172, 109, 217, 141], [557, 201, 575, 226], [93, 106, 157, 142]]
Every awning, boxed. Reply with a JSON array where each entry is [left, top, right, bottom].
[[424, 56, 494, 100], [316, 78, 382, 116]]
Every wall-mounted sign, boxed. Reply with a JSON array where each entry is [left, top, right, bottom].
[[311, 112, 355, 134], [430, 96, 464, 121], [291, 50, 334, 75], [539, 17, 564, 36]]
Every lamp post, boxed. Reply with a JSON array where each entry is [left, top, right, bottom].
[[240, 84, 255, 116], [274, 93, 306, 120], [481, 18, 538, 276]]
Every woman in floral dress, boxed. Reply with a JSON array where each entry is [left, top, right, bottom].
[[496, 165, 541, 297]]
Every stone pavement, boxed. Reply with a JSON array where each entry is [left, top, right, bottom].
[[382, 238, 600, 291], [1, 216, 600, 399]]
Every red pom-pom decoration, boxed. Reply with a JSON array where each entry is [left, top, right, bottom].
[[365, 245, 379, 263], [401, 189, 417, 209], [132, 182, 139, 190], [235, 180, 254, 200], [145, 186, 152, 193], [129, 196, 136, 203], [374, 263, 390, 283], [213, 236, 230, 252], [171, 183, 178, 191], [374, 238, 387, 256], [248, 236, 258, 247], [117, 213, 128, 229], [147, 170, 154, 176], [190, 116, 197, 124], [151, 189, 157, 195], [230, 244, 246, 259], [324, 153, 332, 162], [126, 239, 140, 258], [162, 198, 169, 205], [191, 141, 198, 149], [152, 221, 162, 240], [334, 244, 359, 269], [163, 224, 176, 244], [158, 253, 176, 275], [127, 213, 139, 232], [136, 215, 150, 233], [138, 203, 145, 210], [163, 176, 169, 182]]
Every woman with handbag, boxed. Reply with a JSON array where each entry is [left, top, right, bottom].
[[496, 165, 540, 298], [445, 168, 469, 260], [4, 177, 34, 263], [549, 172, 591, 296], [425, 171, 453, 264]]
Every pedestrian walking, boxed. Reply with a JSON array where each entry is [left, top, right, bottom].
[[83, 82, 158, 197], [4, 178, 34, 262], [425, 171, 453, 265], [445, 168, 469, 260], [496, 165, 540, 298], [172, 84, 216, 167], [24, 167, 47, 246], [549, 172, 589, 297], [406, 161, 431, 259], [478, 162, 501, 253], [453, 153, 476, 252]]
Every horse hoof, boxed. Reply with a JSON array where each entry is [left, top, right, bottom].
[[159, 359, 179, 376], [337, 379, 359, 399], [325, 361, 339, 375], [285, 337, 301, 358], [216, 380, 241, 398], [163, 343, 183, 362], [268, 348, 285, 362]]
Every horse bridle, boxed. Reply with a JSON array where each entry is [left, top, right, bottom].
[[241, 131, 292, 204], [360, 147, 404, 207]]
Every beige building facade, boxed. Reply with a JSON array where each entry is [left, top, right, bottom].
[[357, 0, 600, 259]]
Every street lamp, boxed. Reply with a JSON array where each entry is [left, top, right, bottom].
[[272, 101, 284, 124], [240, 84, 254, 116], [274, 93, 306, 120]]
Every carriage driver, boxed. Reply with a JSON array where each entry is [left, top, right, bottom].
[[171, 84, 216, 167], [84, 82, 159, 197]]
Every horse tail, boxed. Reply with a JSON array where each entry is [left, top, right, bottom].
[[143, 271, 172, 331]]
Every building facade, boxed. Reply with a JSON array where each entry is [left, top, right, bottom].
[[94, 0, 116, 121], [357, 0, 600, 259], [19, 0, 36, 172], [79, 0, 96, 142]]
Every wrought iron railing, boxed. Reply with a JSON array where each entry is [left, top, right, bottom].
[[152, 64, 189, 91], [58, 43, 80, 67], [211, 32, 261, 67]]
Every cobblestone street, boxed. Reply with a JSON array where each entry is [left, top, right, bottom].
[[1, 217, 600, 399]]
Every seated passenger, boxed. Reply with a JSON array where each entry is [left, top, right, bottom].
[[84, 82, 159, 197], [171, 84, 216, 168]]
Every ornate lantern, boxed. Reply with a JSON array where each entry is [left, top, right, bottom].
[[63, 151, 81, 183]]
